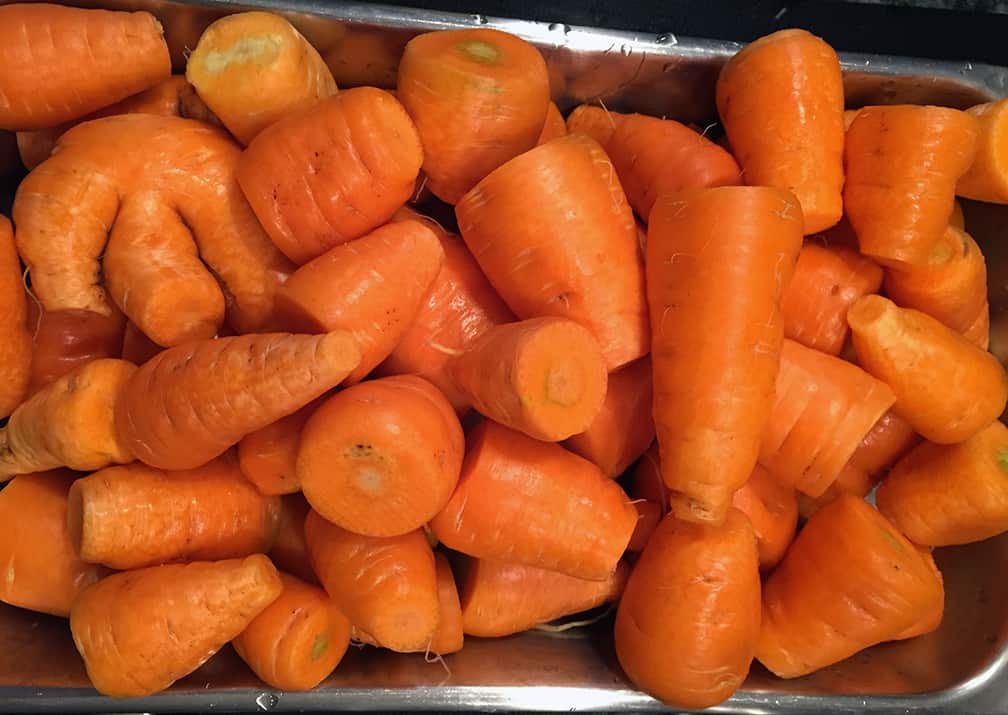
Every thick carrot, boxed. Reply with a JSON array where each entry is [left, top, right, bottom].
[[565, 104, 617, 148], [449, 317, 608, 442], [456, 133, 648, 371], [270, 494, 317, 584], [627, 501, 662, 553], [647, 186, 803, 523], [848, 295, 1007, 444], [844, 105, 979, 267], [429, 420, 637, 580], [0, 4, 170, 131], [233, 572, 351, 691], [186, 11, 337, 146], [70, 555, 282, 697], [115, 331, 361, 471], [956, 99, 1008, 203], [237, 88, 422, 264], [431, 553, 464, 655], [238, 401, 320, 496], [731, 465, 798, 570], [757, 496, 944, 678], [716, 29, 844, 234], [397, 28, 550, 203], [563, 357, 654, 477], [120, 321, 162, 366], [537, 102, 567, 145], [0, 215, 30, 417], [615, 509, 761, 710], [298, 375, 464, 537], [780, 242, 883, 355], [304, 511, 439, 653], [274, 221, 444, 384]]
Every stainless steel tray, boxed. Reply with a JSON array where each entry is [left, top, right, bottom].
[[2, 0, 1008, 711]]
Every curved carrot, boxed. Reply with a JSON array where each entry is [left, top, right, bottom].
[[615, 509, 761, 710], [115, 331, 361, 471], [845, 105, 979, 267], [717, 29, 844, 234], [70, 555, 282, 697], [238, 401, 321, 496], [457, 133, 648, 370], [270, 494, 317, 584], [429, 420, 637, 580], [848, 295, 1007, 444], [299, 375, 464, 537], [120, 321, 163, 366], [731, 465, 798, 570], [565, 104, 618, 148], [0, 215, 30, 417], [0, 4, 170, 131], [537, 102, 567, 145], [647, 186, 803, 523], [397, 28, 550, 203], [431, 553, 464, 655], [956, 99, 1008, 202], [757, 496, 944, 678], [626, 500, 662, 552], [25, 306, 125, 395]]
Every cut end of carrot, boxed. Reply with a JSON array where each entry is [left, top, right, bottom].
[[846, 294, 893, 333], [457, 40, 502, 65]]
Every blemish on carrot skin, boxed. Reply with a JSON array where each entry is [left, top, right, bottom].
[[996, 447, 1008, 473], [311, 632, 329, 660], [878, 524, 904, 552]]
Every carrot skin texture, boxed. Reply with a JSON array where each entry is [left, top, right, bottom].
[[26, 308, 125, 395], [269, 494, 317, 584], [431, 553, 464, 654], [731, 465, 798, 570], [626, 500, 662, 553], [565, 105, 618, 148], [238, 401, 320, 496], [0, 215, 31, 417], [536, 102, 567, 145], [956, 99, 1008, 203]]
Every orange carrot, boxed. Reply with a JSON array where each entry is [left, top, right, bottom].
[[565, 104, 617, 148], [115, 331, 361, 471], [449, 317, 608, 442], [26, 308, 125, 394], [397, 29, 550, 203], [757, 496, 944, 678], [299, 375, 464, 537], [431, 553, 464, 655], [233, 572, 351, 691], [848, 295, 1007, 444], [626, 500, 662, 553], [717, 29, 845, 233], [615, 509, 761, 710], [950, 199, 966, 229], [119, 321, 162, 366], [647, 186, 803, 523], [843, 108, 860, 130], [274, 221, 444, 384], [0, 215, 30, 417], [429, 420, 636, 580], [956, 99, 1008, 203], [537, 102, 567, 145], [238, 401, 321, 496], [894, 546, 945, 641], [844, 105, 979, 267], [269, 494, 317, 584], [0, 4, 170, 130], [70, 555, 282, 697], [731, 465, 798, 570], [456, 133, 648, 370], [305, 511, 439, 653], [627, 442, 667, 508]]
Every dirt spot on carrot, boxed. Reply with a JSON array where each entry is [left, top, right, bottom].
[[311, 632, 329, 660]]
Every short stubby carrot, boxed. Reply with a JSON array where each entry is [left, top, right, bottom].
[[0, 215, 31, 417], [647, 186, 803, 523], [298, 375, 464, 537], [270, 494, 317, 584], [956, 99, 1008, 203], [120, 321, 163, 366], [844, 105, 979, 267], [457, 133, 648, 371], [70, 555, 282, 697], [26, 308, 125, 395], [565, 104, 618, 148], [397, 28, 550, 203], [717, 29, 844, 234], [757, 496, 945, 678], [238, 401, 321, 496], [848, 295, 1007, 444], [537, 102, 567, 145], [731, 465, 798, 570], [429, 421, 637, 581], [615, 509, 761, 710], [431, 553, 464, 655]]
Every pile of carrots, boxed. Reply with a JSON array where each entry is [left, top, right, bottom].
[[1, 2, 1008, 708]]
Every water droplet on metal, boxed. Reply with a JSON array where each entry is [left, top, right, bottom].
[[472, 13, 488, 24], [548, 22, 570, 34], [619, 43, 632, 56], [255, 692, 279, 711], [655, 33, 677, 45]]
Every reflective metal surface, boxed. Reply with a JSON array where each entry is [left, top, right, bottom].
[[1, 0, 1007, 711]]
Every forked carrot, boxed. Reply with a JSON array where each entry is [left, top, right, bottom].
[[269, 494, 318, 584], [731, 465, 798, 570], [956, 99, 1008, 203], [26, 307, 125, 395], [565, 104, 617, 148], [537, 102, 567, 145], [0, 215, 30, 417], [238, 401, 321, 496], [120, 322, 163, 366], [431, 553, 464, 655]]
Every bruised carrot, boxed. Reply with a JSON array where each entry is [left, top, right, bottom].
[[115, 331, 361, 471], [731, 465, 798, 570], [457, 133, 648, 370], [270, 494, 317, 584], [956, 99, 1008, 203], [275, 221, 444, 384], [615, 509, 761, 710], [627, 501, 662, 553], [430, 421, 636, 580], [848, 295, 1007, 444], [565, 104, 617, 148], [0, 215, 30, 417], [431, 553, 464, 655], [238, 401, 320, 496], [120, 322, 162, 366], [299, 375, 464, 537], [845, 105, 979, 266], [70, 555, 282, 697], [537, 102, 567, 145], [717, 29, 845, 233], [647, 186, 803, 523]]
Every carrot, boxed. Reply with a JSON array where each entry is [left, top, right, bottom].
[[877, 421, 1008, 546], [429, 420, 636, 580], [615, 509, 761, 710], [431, 553, 464, 655], [0, 4, 170, 131], [756, 495, 944, 678], [950, 199, 966, 229], [565, 104, 617, 148], [894, 546, 945, 640], [448, 317, 608, 442], [731, 465, 798, 570], [647, 186, 803, 523], [844, 105, 979, 267], [0, 215, 30, 417], [26, 308, 125, 395], [238, 401, 320, 496], [397, 28, 550, 203], [780, 242, 883, 355], [115, 331, 360, 471], [563, 357, 654, 477], [626, 501, 662, 553], [233, 572, 351, 691], [70, 554, 282, 697], [627, 442, 667, 508], [459, 557, 629, 637], [848, 295, 1007, 444], [186, 11, 337, 146], [456, 133, 648, 371], [298, 375, 464, 537], [304, 511, 439, 653], [269, 494, 317, 584], [760, 338, 896, 498], [843, 108, 860, 130], [119, 321, 162, 366], [956, 99, 1008, 203], [716, 29, 844, 234], [537, 102, 567, 145], [275, 222, 443, 384], [0, 470, 104, 617]]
